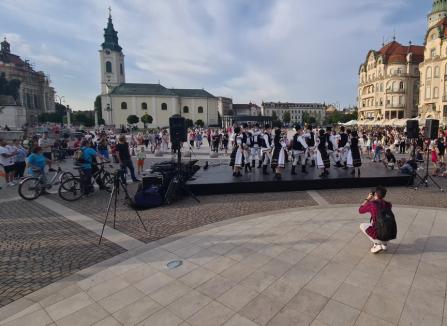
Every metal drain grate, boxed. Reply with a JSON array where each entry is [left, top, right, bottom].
[[166, 260, 183, 270]]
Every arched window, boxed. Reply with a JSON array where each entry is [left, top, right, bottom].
[[106, 61, 112, 73], [380, 83, 384, 92], [426, 85, 432, 99], [435, 66, 440, 78], [183, 106, 189, 113], [121, 102, 127, 110], [426, 67, 432, 80], [392, 81, 397, 91], [161, 103, 167, 110], [141, 102, 147, 110], [198, 106, 204, 114]]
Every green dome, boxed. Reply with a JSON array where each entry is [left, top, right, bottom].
[[433, 0, 447, 13]]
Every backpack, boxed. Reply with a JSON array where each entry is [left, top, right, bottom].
[[373, 201, 397, 241], [73, 148, 85, 164]]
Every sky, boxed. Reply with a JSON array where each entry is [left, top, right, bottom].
[[0, 0, 432, 111]]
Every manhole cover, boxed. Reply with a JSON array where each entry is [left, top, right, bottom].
[[167, 260, 183, 270]]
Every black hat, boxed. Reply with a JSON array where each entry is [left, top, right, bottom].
[[275, 128, 281, 136]]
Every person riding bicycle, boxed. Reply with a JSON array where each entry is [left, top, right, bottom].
[[26, 146, 50, 188], [78, 140, 109, 194]]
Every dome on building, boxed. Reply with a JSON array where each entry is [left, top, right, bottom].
[[432, 0, 447, 13]]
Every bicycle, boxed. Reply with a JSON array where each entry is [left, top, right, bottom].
[[18, 167, 74, 201], [58, 162, 114, 202]]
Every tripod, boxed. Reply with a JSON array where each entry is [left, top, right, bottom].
[[414, 145, 444, 192], [165, 142, 200, 205], [99, 170, 148, 245]]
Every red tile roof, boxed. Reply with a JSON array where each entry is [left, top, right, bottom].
[[378, 41, 424, 64]]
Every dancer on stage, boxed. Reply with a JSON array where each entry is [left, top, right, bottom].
[[325, 127, 337, 165], [271, 128, 287, 180], [229, 127, 244, 177], [261, 125, 273, 175], [305, 126, 317, 168], [338, 126, 349, 169], [241, 124, 252, 174], [291, 125, 309, 175], [316, 128, 331, 178], [347, 130, 362, 176], [250, 124, 263, 168]]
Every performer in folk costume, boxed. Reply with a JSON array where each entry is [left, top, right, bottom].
[[338, 126, 349, 169], [261, 125, 273, 175], [290, 125, 309, 175], [250, 124, 263, 168], [347, 130, 362, 177], [325, 127, 336, 165], [271, 128, 288, 180], [328, 128, 339, 165], [316, 128, 331, 178], [241, 124, 252, 173], [229, 126, 244, 177], [304, 126, 317, 167]]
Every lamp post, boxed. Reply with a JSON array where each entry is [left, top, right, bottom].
[[55, 95, 71, 127]]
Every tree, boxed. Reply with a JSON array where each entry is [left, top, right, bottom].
[[282, 111, 291, 124], [127, 114, 139, 125], [195, 119, 205, 127], [0, 73, 21, 102], [141, 114, 153, 128], [71, 111, 95, 127], [271, 111, 278, 120], [94, 95, 103, 122], [38, 112, 62, 123], [302, 112, 317, 125]]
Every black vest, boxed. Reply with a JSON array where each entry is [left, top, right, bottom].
[[326, 133, 334, 151], [306, 132, 315, 147], [292, 134, 304, 151], [339, 133, 348, 147]]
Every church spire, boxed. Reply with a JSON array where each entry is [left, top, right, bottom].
[[101, 8, 122, 52], [1, 37, 10, 54]]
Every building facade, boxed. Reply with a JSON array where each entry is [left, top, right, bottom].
[[217, 97, 233, 116], [0, 38, 55, 124], [357, 41, 424, 122], [99, 14, 218, 128], [419, 0, 447, 122], [262, 102, 326, 124], [232, 103, 261, 116]]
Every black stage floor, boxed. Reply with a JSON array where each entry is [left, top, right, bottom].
[[187, 164, 412, 195]]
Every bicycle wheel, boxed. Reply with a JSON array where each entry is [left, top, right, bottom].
[[102, 172, 114, 192], [19, 177, 43, 200], [60, 171, 74, 183], [58, 178, 83, 201]]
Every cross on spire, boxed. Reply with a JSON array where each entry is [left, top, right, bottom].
[[108, 6, 112, 18]]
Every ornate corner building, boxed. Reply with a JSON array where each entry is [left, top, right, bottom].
[[419, 0, 447, 122]]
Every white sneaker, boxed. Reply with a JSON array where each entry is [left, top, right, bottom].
[[381, 244, 387, 251], [370, 244, 383, 254], [7, 182, 15, 187]]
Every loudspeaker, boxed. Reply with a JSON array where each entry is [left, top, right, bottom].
[[425, 119, 439, 140], [406, 120, 419, 139], [169, 116, 187, 143]]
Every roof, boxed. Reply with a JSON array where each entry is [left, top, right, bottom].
[[432, 0, 447, 13], [110, 83, 177, 96], [377, 41, 424, 64], [428, 17, 447, 39], [171, 88, 215, 98]]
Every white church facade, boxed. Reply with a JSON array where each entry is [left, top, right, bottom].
[[99, 13, 218, 128]]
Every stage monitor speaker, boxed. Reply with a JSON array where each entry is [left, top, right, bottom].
[[425, 119, 439, 140], [169, 115, 187, 143], [406, 120, 419, 139]]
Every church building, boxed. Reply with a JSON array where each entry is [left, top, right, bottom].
[[99, 12, 219, 128]]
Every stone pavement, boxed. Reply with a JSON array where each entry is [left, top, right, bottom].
[[1, 204, 446, 326]]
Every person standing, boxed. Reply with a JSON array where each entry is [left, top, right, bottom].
[[271, 128, 287, 180], [229, 127, 244, 177], [261, 125, 273, 175], [38, 131, 55, 172], [116, 135, 140, 184], [316, 129, 330, 178], [136, 146, 146, 175], [347, 130, 362, 177], [13, 139, 27, 179], [250, 124, 262, 168], [290, 126, 308, 175], [0, 139, 17, 187]]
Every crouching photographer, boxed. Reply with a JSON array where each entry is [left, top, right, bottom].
[[359, 186, 397, 254]]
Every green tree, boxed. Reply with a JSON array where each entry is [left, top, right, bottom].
[[141, 114, 153, 128], [195, 119, 205, 127], [302, 112, 317, 125], [71, 111, 95, 127], [271, 111, 278, 120], [282, 111, 291, 124], [38, 112, 62, 123], [127, 114, 139, 125]]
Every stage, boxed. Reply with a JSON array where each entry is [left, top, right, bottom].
[[187, 163, 412, 195]]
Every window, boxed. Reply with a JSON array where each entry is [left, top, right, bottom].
[[120, 63, 123, 75], [426, 85, 432, 99], [198, 106, 204, 114], [399, 81, 404, 90], [426, 67, 432, 79], [380, 83, 384, 92], [121, 102, 127, 110], [106, 61, 112, 73], [431, 48, 436, 58], [161, 103, 167, 110], [435, 66, 440, 77], [141, 102, 147, 110], [398, 111, 404, 119], [434, 87, 439, 98], [183, 106, 189, 113]]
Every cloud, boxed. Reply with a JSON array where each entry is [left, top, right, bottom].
[[0, 0, 432, 110]]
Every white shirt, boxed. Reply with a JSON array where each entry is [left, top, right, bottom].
[[0, 146, 14, 167]]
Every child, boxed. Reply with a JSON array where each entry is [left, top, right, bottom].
[[136, 146, 146, 175]]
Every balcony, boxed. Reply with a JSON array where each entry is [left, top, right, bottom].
[[386, 104, 405, 109], [386, 89, 406, 94]]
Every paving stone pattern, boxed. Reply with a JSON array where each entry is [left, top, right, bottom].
[[0, 200, 126, 308], [51, 187, 317, 243]]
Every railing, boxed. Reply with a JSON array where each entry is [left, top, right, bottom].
[[386, 89, 406, 94], [386, 104, 405, 108]]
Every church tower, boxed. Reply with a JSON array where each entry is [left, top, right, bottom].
[[429, 0, 447, 28], [99, 9, 125, 94]]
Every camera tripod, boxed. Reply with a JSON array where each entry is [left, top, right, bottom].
[[165, 142, 200, 205], [414, 146, 444, 192], [99, 170, 148, 245]]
